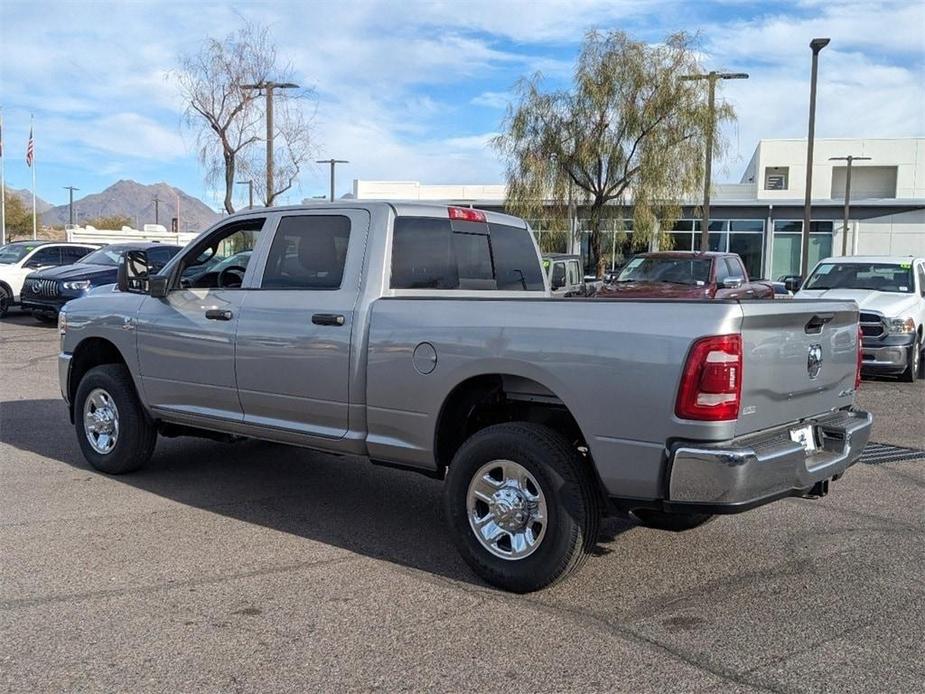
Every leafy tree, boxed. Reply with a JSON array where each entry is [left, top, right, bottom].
[[2, 191, 33, 241], [493, 30, 735, 277], [175, 23, 315, 213]]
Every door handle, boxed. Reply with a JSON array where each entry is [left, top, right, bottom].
[[312, 313, 345, 326], [205, 309, 233, 321]]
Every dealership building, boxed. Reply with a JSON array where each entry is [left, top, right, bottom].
[[350, 137, 925, 279]]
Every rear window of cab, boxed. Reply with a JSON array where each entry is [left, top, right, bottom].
[[390, 216, 544, 291]]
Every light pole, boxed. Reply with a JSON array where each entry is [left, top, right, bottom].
[[152, 194, 161, 225], [830, 155, 871, 256], [681, 71, 749, 251], [240, 81, 300, 206], [236, 179, 254, 209], [801, 38, 830, 276], [316, 159, 349, 201], [63, 186, 79, 226]]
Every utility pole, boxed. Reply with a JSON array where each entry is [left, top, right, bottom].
[[830, 155, 871, 256], [239, 81, 300, 206], [63, 186, 79, 226], [316, 159, 349, 202], [681, 71, 749, 252], [237, 179, 254, 209], [801, 38, 830, 277], [152, 194, 161, 225]]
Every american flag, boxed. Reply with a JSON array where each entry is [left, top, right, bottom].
[[26, 125, 34, 167]]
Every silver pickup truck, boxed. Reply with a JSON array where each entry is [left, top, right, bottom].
[[58, 202, 872, 592]]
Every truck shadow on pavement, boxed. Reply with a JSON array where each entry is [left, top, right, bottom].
[[1, 398, 634, 589]]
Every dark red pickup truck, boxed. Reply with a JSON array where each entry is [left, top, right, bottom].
[[595, 251, 776, 300]]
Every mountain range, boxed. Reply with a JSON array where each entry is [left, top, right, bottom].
[[37, 180, 220, 232], [8, 188, 53, 214]]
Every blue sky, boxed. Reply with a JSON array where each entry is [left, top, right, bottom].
[[1, 0, 922, 211]]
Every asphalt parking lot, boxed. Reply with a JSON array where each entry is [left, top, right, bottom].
[[1, 313, 923, 693]]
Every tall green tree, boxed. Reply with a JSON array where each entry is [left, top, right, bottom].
[[494, 30, 735, 277]]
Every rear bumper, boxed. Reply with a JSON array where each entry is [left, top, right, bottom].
[[664, 409, 872, 513]]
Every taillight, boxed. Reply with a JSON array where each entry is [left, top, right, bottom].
[[448, 206, 487, 223], [855, 324, 863, 391], [676, 334, 742, 421]]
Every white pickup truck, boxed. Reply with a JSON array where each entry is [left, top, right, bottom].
[[797, 256, 925, 381]]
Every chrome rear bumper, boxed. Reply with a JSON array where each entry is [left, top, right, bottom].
[[667, 409, 873, 511]]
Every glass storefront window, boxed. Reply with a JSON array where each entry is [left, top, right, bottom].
[[771, 221, 834, 278]]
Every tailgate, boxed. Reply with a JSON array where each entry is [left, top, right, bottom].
[[736, 300, 859, 437]]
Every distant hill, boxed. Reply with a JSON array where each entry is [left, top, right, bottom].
[[8, 187, 53, 214], [41, 180, 220, 232]]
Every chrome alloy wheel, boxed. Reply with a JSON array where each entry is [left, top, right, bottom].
[[83, 388, 120, 455], [467, 459, 548, 560]]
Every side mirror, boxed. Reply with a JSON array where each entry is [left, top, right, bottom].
[[723, 277, 744, 289], [117, 250, 151, 295], [784, 276, 803, 293]]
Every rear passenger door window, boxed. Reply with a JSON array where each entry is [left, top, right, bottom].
[[390, 216, 543, 291], [24, 247, 62, 268], [61, 246, 93, 264], [261, 215, 351, 289]]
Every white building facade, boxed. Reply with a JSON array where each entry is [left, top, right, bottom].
[[348, 137, 925, 279]]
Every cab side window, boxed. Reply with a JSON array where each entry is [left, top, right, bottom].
[[178, 219, 265, 289], [917, 264, 925, 297], [261, 215, 351, 290], [714, 258, 731, 284]]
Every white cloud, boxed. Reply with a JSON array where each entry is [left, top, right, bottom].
[[471, 91, 512, 109]]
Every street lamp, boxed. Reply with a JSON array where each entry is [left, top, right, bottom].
[[681, 71, 749, 251], [63, 186, 79, 227], [236, 179, 254, 209], [801, 38, 830, 276], [316, 159, 349, 201], [239, 81, 300, 206], [829, 155, 871, 255]]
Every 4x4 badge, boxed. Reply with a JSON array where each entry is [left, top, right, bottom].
[[807, 344, 823, 379]]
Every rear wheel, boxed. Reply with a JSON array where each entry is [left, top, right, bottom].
[[632, 509, 714, 532], [75, 364, 156, 474], [444, 423, 599, 593]]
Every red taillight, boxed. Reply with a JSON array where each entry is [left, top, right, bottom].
[[448, 206, 487, 223], [855, 324, 863, 391], [676, 334, 743, 421]]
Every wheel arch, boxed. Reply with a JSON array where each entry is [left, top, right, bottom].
[[68, 337, 132, 421], [432, 372, 607, 501]]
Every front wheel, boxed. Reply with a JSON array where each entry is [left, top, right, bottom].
[[0, 286, 11, 317], [899, 340, 922, 382], [75, 364, 157, 474], [444, 423, 600, 593]]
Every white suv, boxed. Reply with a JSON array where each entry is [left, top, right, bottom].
[[797, 255, 925, 382], [0, 241, 98, 317]]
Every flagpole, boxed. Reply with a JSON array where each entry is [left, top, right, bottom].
[[0, 107, 6, 246], [31, 115, 36, 240]]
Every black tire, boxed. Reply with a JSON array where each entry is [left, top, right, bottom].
[[899, 340, 921, 383], [632, 509, 714, 532], [444, 423, 600, 593], [0, 285, 11, 318], [74, 364, 156, 474]]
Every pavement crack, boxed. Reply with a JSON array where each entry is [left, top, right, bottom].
[[0, 555, 359, 611]]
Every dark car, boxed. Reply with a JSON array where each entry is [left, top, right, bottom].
[[594, 251, 776, 300], [21, 242, 182, 320]]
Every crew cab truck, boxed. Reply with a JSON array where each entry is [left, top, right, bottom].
[[596, 251, 776, 300], [58, 203, 872, 592], [797, 256, 925, 381]]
